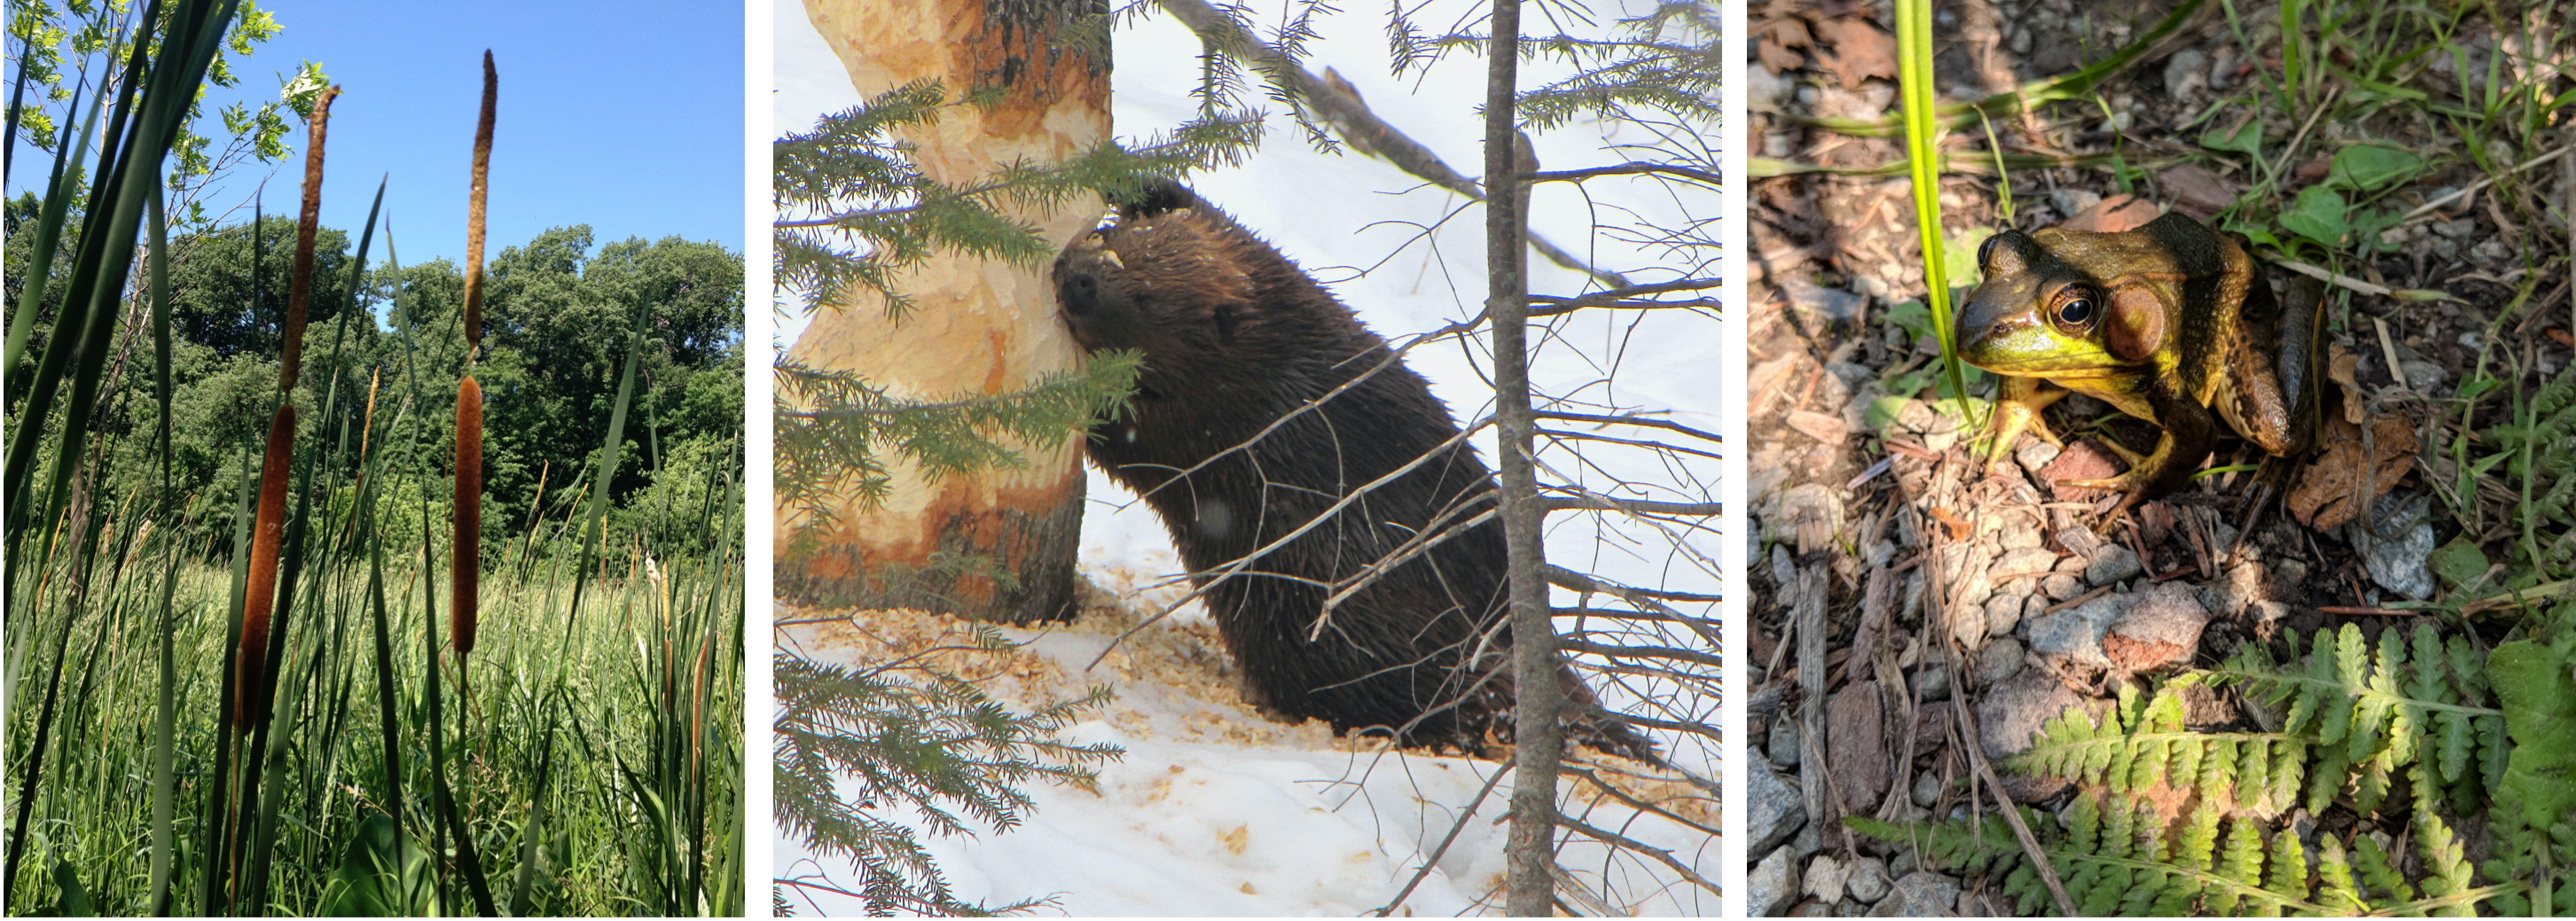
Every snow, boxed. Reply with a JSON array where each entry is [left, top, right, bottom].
[[772, 0, 1719, 913], [777, 607, 1717, 916]]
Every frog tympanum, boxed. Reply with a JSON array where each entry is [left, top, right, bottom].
[[1955, 211, 2323, 520]]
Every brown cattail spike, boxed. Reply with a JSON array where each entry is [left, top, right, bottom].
[[462, 51, 497, 355], [236, 403, 298, 730], [453, 377, 483, 658], [279, 86, 341, 394]]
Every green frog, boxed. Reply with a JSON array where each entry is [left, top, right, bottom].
[[1954, 211, 2323, 521]]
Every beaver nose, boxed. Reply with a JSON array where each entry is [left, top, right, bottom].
[[1060, 271, 1101, 317]]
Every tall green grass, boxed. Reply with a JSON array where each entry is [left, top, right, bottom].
[[4, 7, 743, 916]]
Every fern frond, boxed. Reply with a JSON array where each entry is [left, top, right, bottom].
[[1852, 792, 2339, 916], [2006, 691, 2306, 815], [2412, 771, 2478, 917]]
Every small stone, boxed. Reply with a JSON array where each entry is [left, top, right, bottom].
[[2014, 439, 2062, 477], [1951, 600, 1989, 650], [2204, 561, 2268, 618], [1884, 871, 1962, 916], [1749, 750, 1809, 855], [1779, 277, 1867, 324], [1915, 663, 1950, 701], [1789, 901, 1834, 917], [1977, 668, 2089, 801], [1887, 850, 1917, 880], [2103, 581, 2210, 672], [2085, 544, 2143, 586], [2343, 491, 2438, 600], [1845, 856, 1892, 903], [1995, 546, 2058, 576], [2050, 189, 2103, 220], [1985, 590, 2024, 638], [2027, 590, 2128, 668], [1805, 853, 1851, 905], [1911, 769, 1944, 808], [1977, 636, 2027, 686], [2432, 216, 2476, 238], [1768, 717, 1802, 769], [1750, 846, 1803, 916], [2163, 48, 2209, 98], [2040, 573, 2084, 601], [1787, 409, 1849, 445]]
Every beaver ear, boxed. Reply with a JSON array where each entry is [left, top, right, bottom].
[[1119, 179, 1199, 220]]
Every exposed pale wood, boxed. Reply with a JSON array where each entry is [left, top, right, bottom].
[[780, 0, 1108, 622]]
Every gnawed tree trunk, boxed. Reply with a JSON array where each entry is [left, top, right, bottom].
[[779, 0, 1108, 623]]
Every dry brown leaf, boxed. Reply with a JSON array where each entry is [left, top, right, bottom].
[[1758, 18, 1812, 74], [2158, 164, 2244, 221], [2287, 409, 2417, 530], [2328, 347, 2366, 424], [1813, 16, 1897, 90], [2060, 193, 2164, 232]]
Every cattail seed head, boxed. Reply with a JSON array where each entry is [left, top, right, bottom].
[[236, 402, 297, 730], [278, 86, 340, 394], [461, 51, 497, 354], [453, 376, 483, 658]]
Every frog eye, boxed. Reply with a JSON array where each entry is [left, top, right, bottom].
[[2052, 288, 2101, 332]]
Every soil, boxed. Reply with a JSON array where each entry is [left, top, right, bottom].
[[1744, 0, 2573, 915]]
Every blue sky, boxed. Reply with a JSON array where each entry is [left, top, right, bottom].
[[7, 0, 745, 268]]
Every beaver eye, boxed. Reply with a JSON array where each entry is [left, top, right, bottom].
[[1977, 233, 2001, 269]]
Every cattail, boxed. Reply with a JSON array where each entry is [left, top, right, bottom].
[[278, 85, 341, 393], [235, 403, 296, 730], [455, 54, 496, 660], [461, 51, 497, 353], [452, 378, 483, 657]]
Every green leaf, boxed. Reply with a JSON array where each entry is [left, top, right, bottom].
[[2280, 184, 2352, 246], [1883, 298, 1935, 342], [317, 813, 435, 917], [2202, 118, 2264, 157], [2489, 637, 2576, 829], [2328, 144, 2423, 192], [1946, 227, 1995, 287]]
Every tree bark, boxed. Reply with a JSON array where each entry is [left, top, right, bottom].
[[780, 0, 1108, 623], [1485, 0, 1559, 913]]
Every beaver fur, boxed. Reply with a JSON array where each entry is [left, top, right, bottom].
[[1052, 181, 1656, 762]]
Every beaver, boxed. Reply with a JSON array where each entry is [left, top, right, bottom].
[[1052, 180, 1656, 762]]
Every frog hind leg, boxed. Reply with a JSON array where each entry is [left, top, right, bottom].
[[1985, 375, 2069, 465], [2058, 385, 2218, 525], [2221, 275, 2326, 457]]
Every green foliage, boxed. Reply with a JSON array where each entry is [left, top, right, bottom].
[[1853, 621, 2573, 916], [1851, 782, 2513, 916], [773, 636, 1121, 916], [1512, 2, 1718, 133], [2208, 623, 2507, 804], [771, 352, 1137, 563], [2007, 679, 2310, 816], [772, 81, 1257, 321]]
